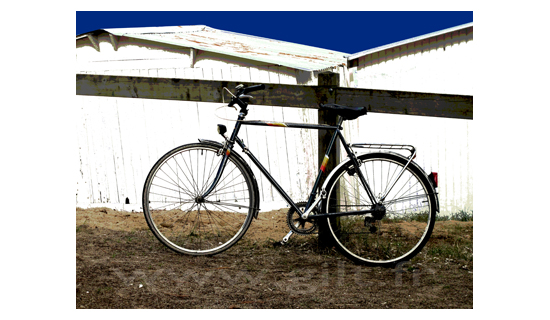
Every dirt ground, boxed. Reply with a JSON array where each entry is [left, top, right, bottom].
[[76, 207, 473, 309]]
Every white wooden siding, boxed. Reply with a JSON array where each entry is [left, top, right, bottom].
[[350, 27, 473, 95], [77, 93, 473, 215], [345, 26, 474, 215], [76, 29, 473, 215], [76, 95, 317, 212], [76, 35, 319, 211], [339, 113, 473, 215]]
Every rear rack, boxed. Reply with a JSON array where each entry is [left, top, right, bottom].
[[350, 143, 418, 203], [350, 143, 416, 159]]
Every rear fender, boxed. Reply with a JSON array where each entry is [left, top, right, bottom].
[[380, 151, 440, 213], [321, 151, 439, 213]]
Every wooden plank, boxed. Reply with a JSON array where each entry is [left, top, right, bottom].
[[269, 107, 291, 203], [114, 104, 137, 205], [299, 108, 318, 191], [76, 73, 326, 108], [334, 87, 473, 119], [103, 98, 123, 204], [76, 99, 93, 205], [76, 74, 473, 119], [247, 67, 273, 203], [282, 108, 305, 200]]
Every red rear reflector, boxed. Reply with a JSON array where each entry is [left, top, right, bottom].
[[429, 172, 438, 187]]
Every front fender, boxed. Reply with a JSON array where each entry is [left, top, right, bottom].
[[198, 139, 262, 218]]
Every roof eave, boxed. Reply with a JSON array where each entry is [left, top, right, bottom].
[[347, 22, 473, 61], [77, 28, 346, 72]]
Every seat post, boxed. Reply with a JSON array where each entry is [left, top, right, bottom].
[[337, 115, 344, 128]]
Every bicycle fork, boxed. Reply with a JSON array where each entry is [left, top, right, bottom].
[[199, 112, 246, 200]]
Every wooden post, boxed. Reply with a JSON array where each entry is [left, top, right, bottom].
[[317, 72, 340, 248]]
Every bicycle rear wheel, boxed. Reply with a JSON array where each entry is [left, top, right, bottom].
[[142, 143, 256, 255], [324, 152, 436, 267]]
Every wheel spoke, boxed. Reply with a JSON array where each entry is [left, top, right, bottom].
[[326, 154, 435, 266], [143, 144, 254, 255], [204, 200, 252, 210]]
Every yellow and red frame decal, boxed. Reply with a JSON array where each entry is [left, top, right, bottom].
[[266, 121, 287, 127], [320, 155, 329, 172]]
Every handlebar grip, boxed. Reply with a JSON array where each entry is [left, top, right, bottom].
[[243, 84, 265, 94]]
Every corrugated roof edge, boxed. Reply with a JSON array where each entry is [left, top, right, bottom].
[[212, 27, 349, 72], [87, 25, 349, 56], [204, 26, 349, 56], [347, 22, 473, 61], [107, 31, 333, 72], [76, 26, 348, 72], [76, 25, 209, 37]]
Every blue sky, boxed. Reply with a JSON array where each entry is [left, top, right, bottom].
[[76, 11, 473, 55]]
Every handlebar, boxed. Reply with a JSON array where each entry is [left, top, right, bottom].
[[243, 84, 265, 94], [228, 84, 265, 109]]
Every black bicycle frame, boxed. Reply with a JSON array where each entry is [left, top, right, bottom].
[[200, 113, 379, 217]]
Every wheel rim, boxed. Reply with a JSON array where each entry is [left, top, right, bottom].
[[144, 146, 253, 254], [326, 156, 433, 264]]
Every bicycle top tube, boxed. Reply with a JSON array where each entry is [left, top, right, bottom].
[[239, 120, 341, 131]]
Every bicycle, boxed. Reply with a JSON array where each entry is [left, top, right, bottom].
[[142, 83, 439, 267]]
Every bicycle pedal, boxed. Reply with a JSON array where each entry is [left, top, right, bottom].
[[272, 241, 283, 247]]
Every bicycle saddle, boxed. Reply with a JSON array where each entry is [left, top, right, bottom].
[[319, 103, 367, 120]]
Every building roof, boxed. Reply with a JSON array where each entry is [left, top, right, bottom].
[[347, 22, 473, 61], [77, 25, 348, 72]]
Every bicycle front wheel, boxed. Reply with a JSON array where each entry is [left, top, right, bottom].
[[142, 143, 256, 255], [324, 152, 436, 267]]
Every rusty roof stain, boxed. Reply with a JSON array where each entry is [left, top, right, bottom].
[[78, 25, 348, 72]]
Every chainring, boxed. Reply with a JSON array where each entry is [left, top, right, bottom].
[[286, 201, 318, 235]]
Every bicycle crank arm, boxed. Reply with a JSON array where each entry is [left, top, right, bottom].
[[309, 209, 376, 219], [281, 230, 294, 244]]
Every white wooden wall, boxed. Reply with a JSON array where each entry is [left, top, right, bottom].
[[76, 30, 473, 215], [345, 27, 474, 215], [76, 95, 318, 212], [76, 33, 322, 211], [349, 26, 473, 95]]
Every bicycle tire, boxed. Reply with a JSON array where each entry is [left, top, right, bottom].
[[142, 143, 257, 255], [323, 152, 437, 267]]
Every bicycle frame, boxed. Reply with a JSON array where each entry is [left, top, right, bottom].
[[199, 110, 380, 220]]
